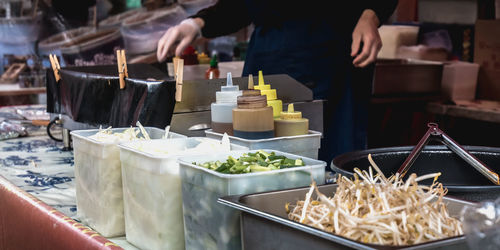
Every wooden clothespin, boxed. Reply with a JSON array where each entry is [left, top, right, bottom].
[[121, 50, 129, 78], [116, 49, 128, 89], [173, 57, 184, 102], [49, 54, 61, 82]]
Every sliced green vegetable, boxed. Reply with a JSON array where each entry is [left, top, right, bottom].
[[268, 155, 286, 161], [250, 165, 271, 172], [196, 151, 306, 174], [295, 159, 304, 166]]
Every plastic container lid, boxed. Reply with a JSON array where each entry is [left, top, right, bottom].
[[215, 72, 241, 103], [248, 74, 254, 89], [281, 104, 303, 120]]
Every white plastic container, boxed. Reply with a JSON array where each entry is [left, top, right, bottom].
[[118, 138, 247, 250], [211, 72, 242, 135], [205, 129, 322, 159], [71, 127, 185, 237], [178, 150, 326, 250]]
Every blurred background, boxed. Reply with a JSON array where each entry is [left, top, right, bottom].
[[0, 0, 499, 148]]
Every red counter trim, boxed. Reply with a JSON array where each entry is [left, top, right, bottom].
[[0, 175, 123, 250]]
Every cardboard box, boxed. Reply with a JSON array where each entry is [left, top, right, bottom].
[[377, 25, 420, 59], [373, 59, 443, 96], [398, 45, 449, 61], [497, 0, 500, 19], [441, 61, 480, 101], [474, 20, 500, 101]]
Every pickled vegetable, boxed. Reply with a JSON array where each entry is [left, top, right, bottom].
[[196, 150, 305, 174]]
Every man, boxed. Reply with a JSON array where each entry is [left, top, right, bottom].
[[157, 0, 398, 164]]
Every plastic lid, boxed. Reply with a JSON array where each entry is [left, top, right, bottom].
[[254, 70, 271, 90], [281, 104, 303, 120], [248, 74, 254, 89], [216, 72, 241, 103]]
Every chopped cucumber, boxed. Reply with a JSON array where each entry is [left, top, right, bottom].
[[196, 151, 306, 174]]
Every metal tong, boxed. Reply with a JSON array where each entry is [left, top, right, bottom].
[[397, 123, 500, 185]]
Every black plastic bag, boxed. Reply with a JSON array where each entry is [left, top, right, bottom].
[[46, 63, 176, 128]]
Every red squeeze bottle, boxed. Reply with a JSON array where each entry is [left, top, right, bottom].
[[205, 54, 220, 79]]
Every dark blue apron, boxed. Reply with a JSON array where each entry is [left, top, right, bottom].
[[241, 19, 373, 167]]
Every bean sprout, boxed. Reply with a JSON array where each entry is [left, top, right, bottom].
[[287, 154, 463, 246]]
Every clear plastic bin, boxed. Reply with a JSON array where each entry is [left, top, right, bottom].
[[70, 127, 185, 237], [205, 129, 322, 159], [118, 138, 247, 250], [120, 5, 186, 55], [178, 150, 326, 250]]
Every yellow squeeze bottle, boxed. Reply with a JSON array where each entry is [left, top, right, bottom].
[[255, 70, 282, 118], [274, 104, 309, 137]]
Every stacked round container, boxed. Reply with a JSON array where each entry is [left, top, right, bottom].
[[178, 150, 326, 250], [120, 5, 187, 55], [70, 127, 185, 237], [38, 27, 94, 66], [59, 28, 123, 65], [118, 137, 247, 250], [99, 7, 145, 28], [179, 0, 216, 15]]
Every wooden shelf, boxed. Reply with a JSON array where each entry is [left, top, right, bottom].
[[0, 87, 45, 96]]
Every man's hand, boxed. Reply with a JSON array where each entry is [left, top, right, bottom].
[[156, 18, 204, 62], [351, 9, 382, 68]]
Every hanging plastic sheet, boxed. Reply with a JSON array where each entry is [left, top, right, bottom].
[[46, 64, 176, 128]]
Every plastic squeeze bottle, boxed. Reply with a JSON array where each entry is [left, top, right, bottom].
[[197, 52, 210, 64], [211, 72, 242, 135], [274, 104, 309, 137], [205, 54, 220, 79], [233, 85, 274, 139], [254, 70, 282, 118]]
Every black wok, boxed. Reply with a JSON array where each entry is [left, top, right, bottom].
[[331, 145, 500, 202]]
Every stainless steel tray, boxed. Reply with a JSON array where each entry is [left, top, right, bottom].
[[218, 184, 473, 250]]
